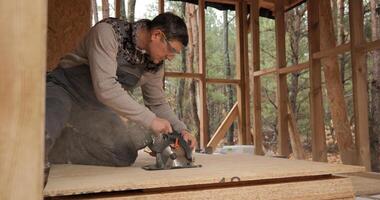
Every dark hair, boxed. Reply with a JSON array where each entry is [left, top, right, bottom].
[[150, 12, 188, 47]]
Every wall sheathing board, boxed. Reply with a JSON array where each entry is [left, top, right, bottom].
[[47, 0, 91, 70]]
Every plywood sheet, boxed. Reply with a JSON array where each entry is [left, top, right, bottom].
[[44, 152, 364, 197], [47, 0, 91, 70], [64, 177, 354, 200]]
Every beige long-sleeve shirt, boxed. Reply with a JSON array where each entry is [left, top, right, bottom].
[[58, 22, 187, 132]]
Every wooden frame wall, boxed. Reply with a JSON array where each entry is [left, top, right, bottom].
[[160, 0, 378, 170], [163, 0, 252, 150]]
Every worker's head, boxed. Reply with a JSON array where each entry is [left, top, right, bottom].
[[147, 12, 188, 64]]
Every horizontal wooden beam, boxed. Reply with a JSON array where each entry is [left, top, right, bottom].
[[253, 62, 309, 77], [164, 72, 202, 79], [312, 43, 351, 60], [206, 102, 239, 152], [278, 62, 309, 74], [206, 78, 241, 85], [359, 39, 380, 53], [253, 67, 277, 77]]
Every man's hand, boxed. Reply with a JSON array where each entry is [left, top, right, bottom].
[[181, 130, 197, 150], [150, 117, 173, 136]]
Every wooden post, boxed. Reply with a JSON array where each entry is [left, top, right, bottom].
[[349, 0, 371, 171], [198, 0, 209, 149], [236, 1, 248, 145], [275, 0, 290, 157], [159, 0, 164, 14], [307, 0, 327, 162], [0, 0, 46, 199], [243, 2, 253, 145], [251, 0, 265, 155], [115, 0, 120, 18]]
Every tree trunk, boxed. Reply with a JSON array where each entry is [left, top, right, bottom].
[[370, 0, 380, 172], [176, 3, 187, 120], [286, 7, 305, 116], [120, 0, 126, 19], [92, 0, 99, 23], [223, 10, 234, 145], [286, 7, 306, 159], [102, 0, 109, 19], [319, 0, 357, 165], [127, 0, 136, 22], [186, 4, 201, 149]]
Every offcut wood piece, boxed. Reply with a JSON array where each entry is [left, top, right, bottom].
[[44, 153, 364, 198], [0, 0, 46, 199]]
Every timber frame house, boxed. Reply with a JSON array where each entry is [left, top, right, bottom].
[[1, 0, 380, 199]]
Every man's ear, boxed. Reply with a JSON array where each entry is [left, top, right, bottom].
[[150, 29, 162, 41]]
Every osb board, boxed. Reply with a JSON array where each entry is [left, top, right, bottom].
[[44, 152, 364, 197], [47, 0, 91, 70], [53, 177, 355, 200], [341, 172, 380, 196]]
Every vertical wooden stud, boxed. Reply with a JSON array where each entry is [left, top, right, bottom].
[[198, 0, 209, 149], [251, 0, 265, 155], [236, 1, 248, 145], [275, 0, 290, 157], [159, 0, 164, 14], [307, 0, 327, 162], [349, 0, 371, 171]]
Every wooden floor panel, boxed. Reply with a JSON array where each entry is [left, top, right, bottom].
[[44, 152, 364, 198]]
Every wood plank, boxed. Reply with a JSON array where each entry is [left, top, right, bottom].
[[51, 176, 355, 199], [253, 67, 277, 77], [252, 62, 309, 77], [251, 0, 265, 155], [206, 103, 239, 151], [307, 0, 327, 162], [312, 43, 351, 60], [278, 62, 309, 74], [236, 0, 248, 145], [164, 72, 202, 79], [275, 0, 290, 157], [349, 0, 371, 171], [0, 0, 46, 199], [44, 152, 364, 197], [198, 0, 209, 149], [205, 78, 240, 85]]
